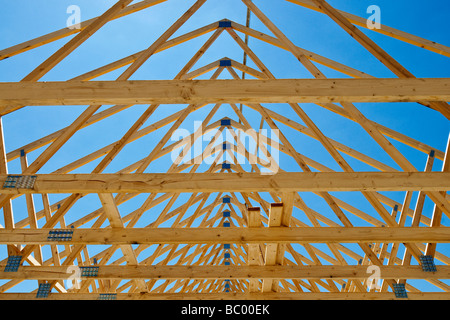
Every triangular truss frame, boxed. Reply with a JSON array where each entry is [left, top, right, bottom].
[[0, 0, 449, 300]]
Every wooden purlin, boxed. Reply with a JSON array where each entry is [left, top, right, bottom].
[[1, 265, 449, 281], [0, 0, 449, 299], [2, 78, 450, 108], [1, 172, 450, 194]]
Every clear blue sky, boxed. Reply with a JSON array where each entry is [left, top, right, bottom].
[[0, 0, 449, 293]]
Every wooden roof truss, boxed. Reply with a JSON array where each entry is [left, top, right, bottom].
[[0, 0, 449, 300]]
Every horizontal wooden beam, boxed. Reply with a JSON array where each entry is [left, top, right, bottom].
[[0, 265, 448, 281], [1, 292, 448, 300], [0, 78, 449, 109], [0, 227, 448, 245], [0, 172, 449, 195]]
